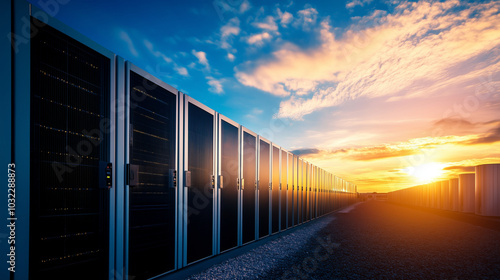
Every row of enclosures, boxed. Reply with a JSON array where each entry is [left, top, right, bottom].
[[387, 164, 500, 217], [5, 3, 358, 280]]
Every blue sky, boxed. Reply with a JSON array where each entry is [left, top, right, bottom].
[[30, 0, 500, 192], [29, 0, 392, 132]]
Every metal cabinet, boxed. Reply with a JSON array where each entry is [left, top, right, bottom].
[[183, 97, 217, 264], [126, 65, 178, 278], [26, 6, 116, 279], [217, 115, 240, 252], [258, 138, 271, 238], [280, 149, 287, 230], [271, 145, 280, 234], [241, 128, 258, 244]]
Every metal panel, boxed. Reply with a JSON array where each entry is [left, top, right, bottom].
[[305, 162, 309, 222], [218, 115, 239, 252], [312, 165, 316, 218], [28, 12, 113, 279], [441, 180, 450, 210], [258, 137, 270, 238], [298, 158, 303, 224], [127, 65, 178, 278], [184, 97, 216, 264], [459, 173, 475, 213], [293, 155, 298, 225], [475, 164, 500, 217], [313, 166, 317, 217], [309, 164, 313, 220], [271, 145, 280, 234], [280, 149, 287, 230], [435, 181, 442, 209], [287, 153, 293, 227], [449, 178, 459, 212], [241, 128, 257, 244], [315, 166, 318, 217]]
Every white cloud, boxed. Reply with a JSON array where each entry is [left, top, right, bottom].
[[143, 39, 189, 78], [277, 8, 294, 27], [247, 32, 272, 46], [346, 0, 373, 9], [235, 1, 500, 120], [252, 108, 263, 114], [213, 0, 251, 20], [245, 107, 264, 120], [240, 0, 251, 13], [192, 50, 210, 69], [207, 76, 224, 94], [221, 17, 241, 40], [253, 15, 278, 31], [219, 17, 240, 61], [293, 7, 318, 31], [174, 66, 189, 76], [119, 30, 139, 57], [144, 39, 172, 63]]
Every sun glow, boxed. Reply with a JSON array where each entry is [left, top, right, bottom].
[[403, 162, 445, 183]]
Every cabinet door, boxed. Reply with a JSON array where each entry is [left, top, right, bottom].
[[258, 140, 270, 238], [219, 119, 239, 252], [30, 20, 111, 279], [271, 146, 280, 234], [242, 131, 257, 244], [128, 70, 177, 278], [186, 101, 215, 264], [281, 150, 287, 230]]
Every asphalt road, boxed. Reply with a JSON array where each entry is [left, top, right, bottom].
[[265, 200, 500, 280], [163, 201, 500, 279]]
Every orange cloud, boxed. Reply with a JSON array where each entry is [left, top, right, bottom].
[[235, 1, 500, 120], [292, 130, 500, 192]]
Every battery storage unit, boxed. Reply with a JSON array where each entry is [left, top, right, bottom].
[[475, 164, 500, 217], [218, 115, 240, 252], [271, 145, 280, 234], [126, 65, 178, 278], [449, 178, 459, 212], [280, 149, 287, 230], [241, 127, 258, 244], [293, 155, 299, 226], [183, 97, 217, 264], [258, 137, 271, 238], [459, 173, 475, 213], [287, 152, 294, 228], [8, 2, 360, 279], [27, 12, 114, 280]]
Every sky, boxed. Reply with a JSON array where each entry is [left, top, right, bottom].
[[30, 0, 500, 193]]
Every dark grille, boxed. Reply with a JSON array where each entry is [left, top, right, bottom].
[[30, 18, 110, 280], [129, 71, 176, 279]]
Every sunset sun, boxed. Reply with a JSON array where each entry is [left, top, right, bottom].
[[403, 162, 445, 184]]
